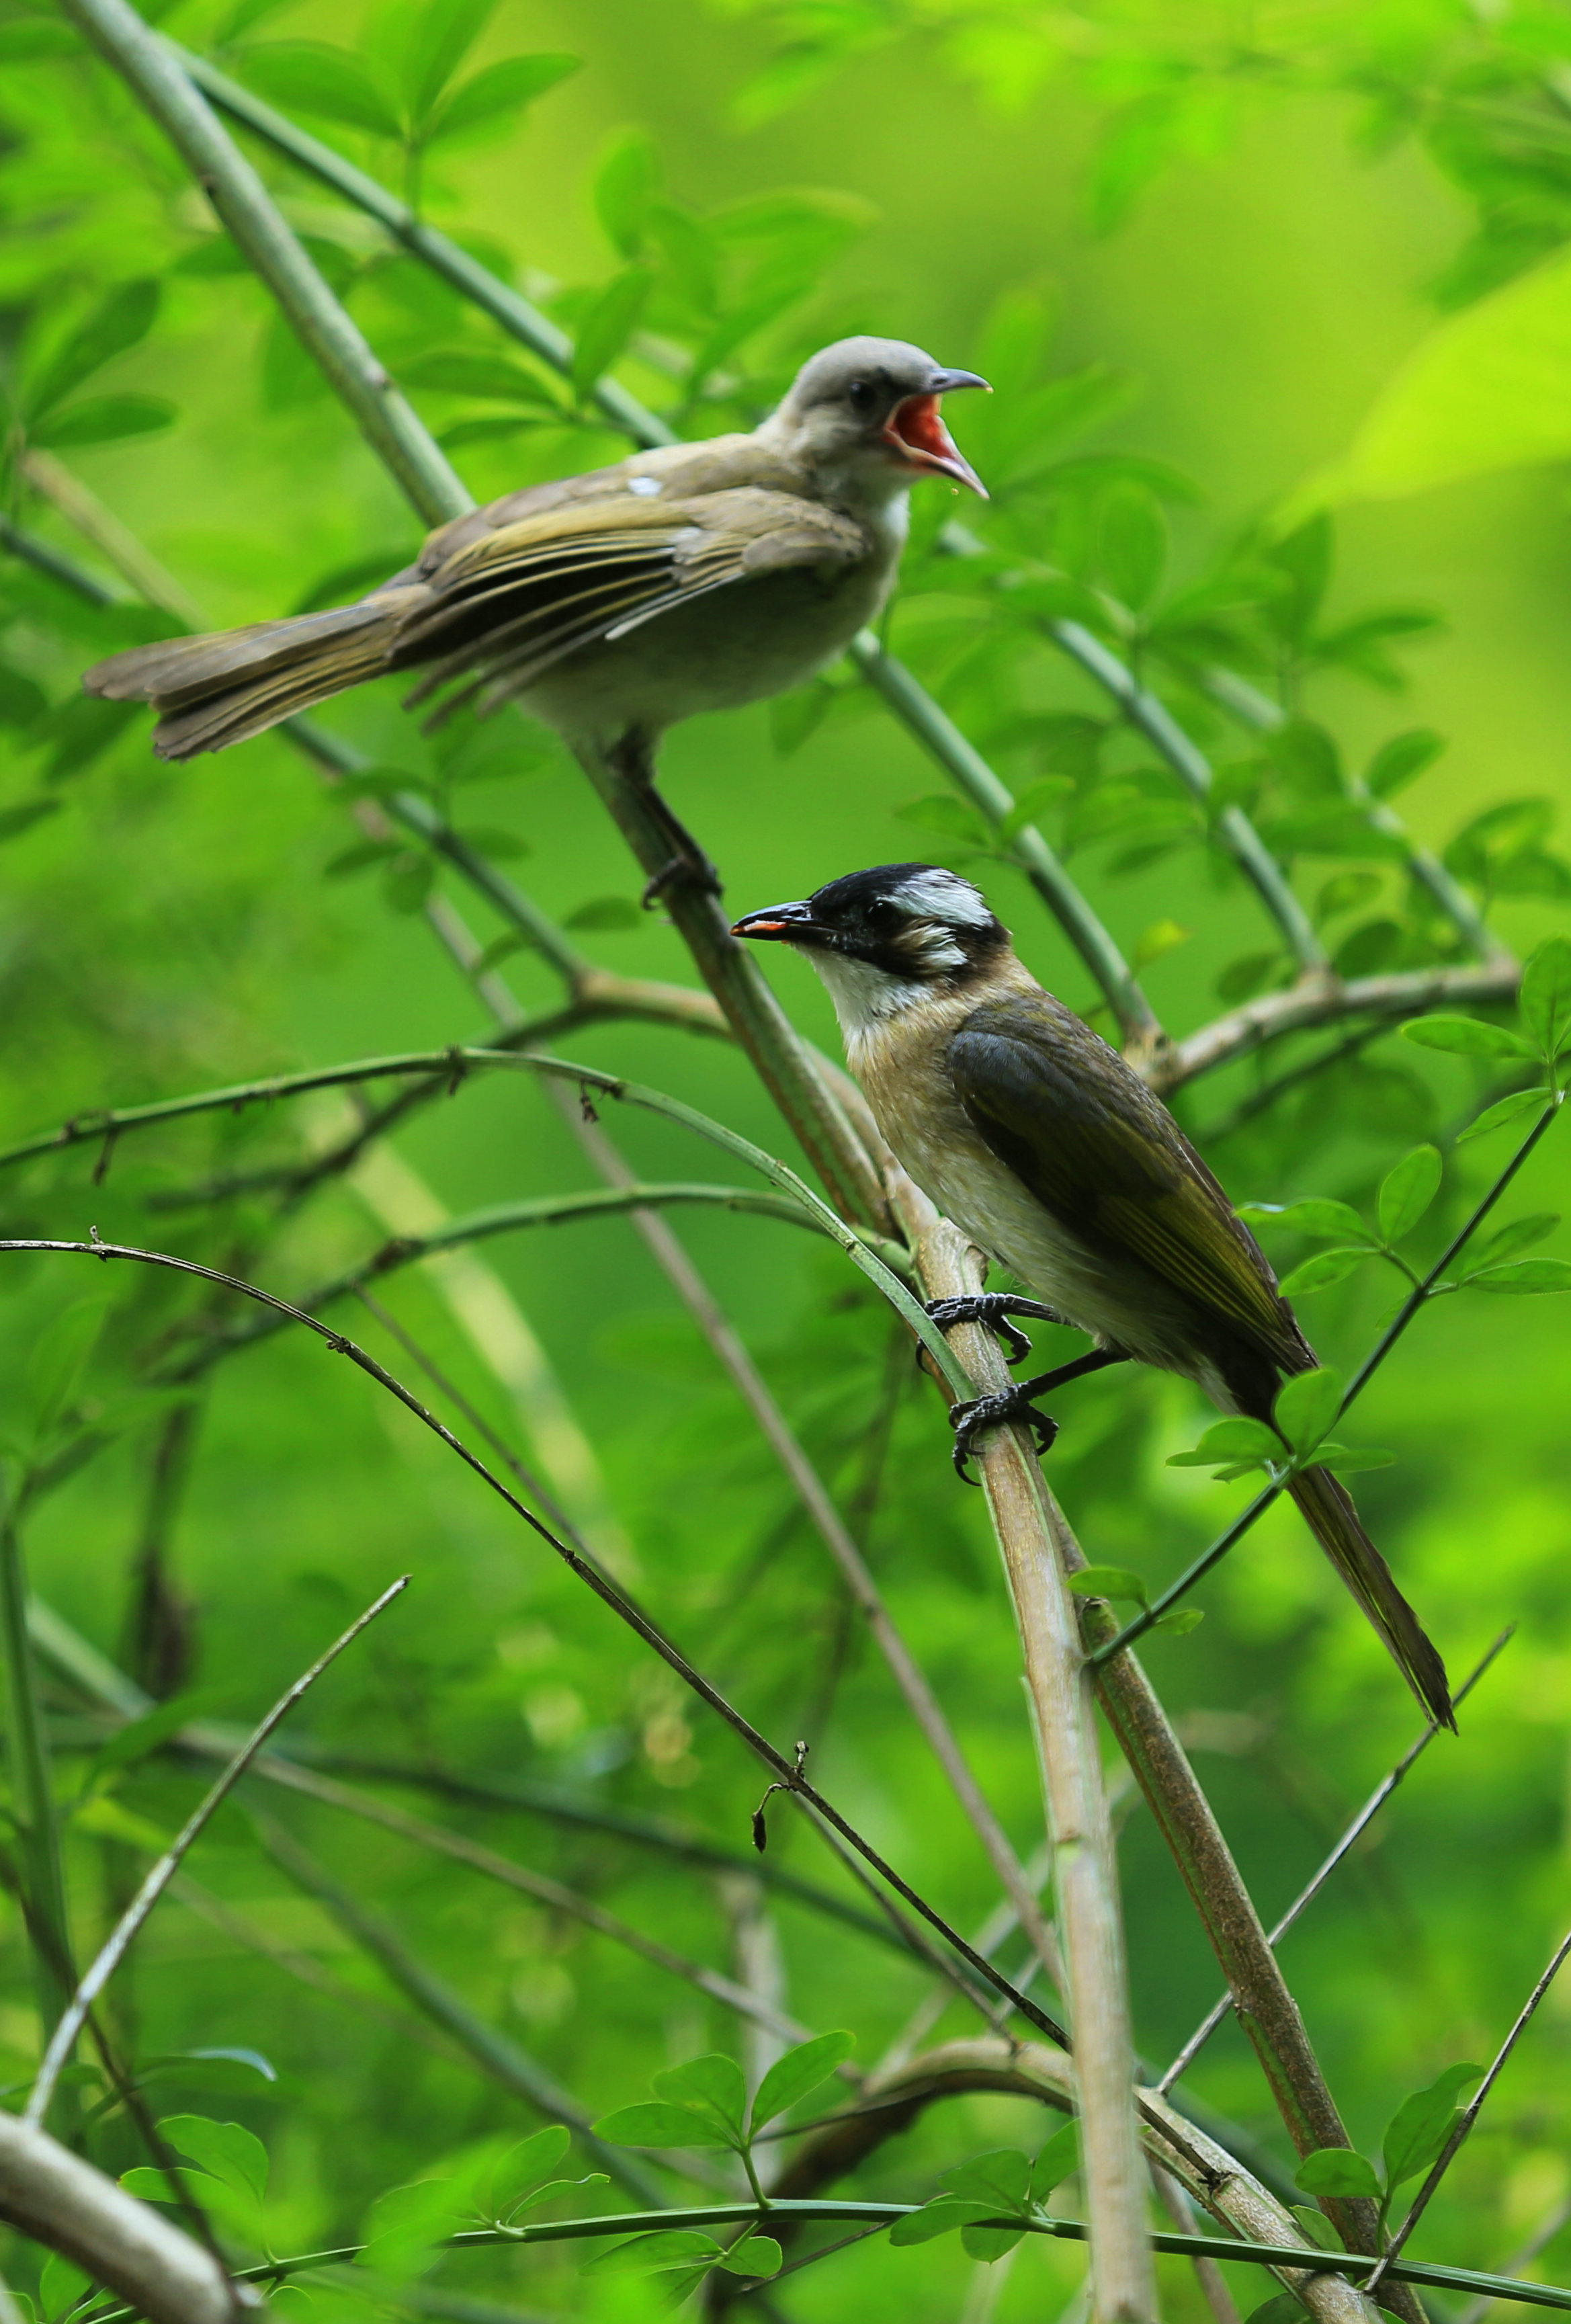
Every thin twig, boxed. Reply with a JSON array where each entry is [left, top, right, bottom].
[[1160, 1628, 1513, 2092], [1367, 1924, 1571, 2296], [1093, 1102, 1560, 1661], [26, 1577, 410, 2127]]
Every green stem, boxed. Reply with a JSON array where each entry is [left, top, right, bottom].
[[83, 2204, 1571, 2313], [0, 1496, 75, 2040]]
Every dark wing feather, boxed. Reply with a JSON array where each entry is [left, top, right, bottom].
[[947, 996, 1308, 1372], [388, 489, 870, 699]]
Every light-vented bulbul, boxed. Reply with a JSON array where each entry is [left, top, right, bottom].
[[81, 338, 986, 892], [734, 862, 1451, 1728]]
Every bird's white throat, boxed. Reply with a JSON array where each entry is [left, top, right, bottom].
[[804, 948, 934, 1051]]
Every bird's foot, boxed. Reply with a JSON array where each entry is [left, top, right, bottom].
[[949, 1384, 1060, 1484], [641, 852, 724, 907], [923, 1293, 1064, 1368]]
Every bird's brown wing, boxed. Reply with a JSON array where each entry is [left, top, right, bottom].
[[388, 487, 872, 704], [947, 995, 1308, 1372]]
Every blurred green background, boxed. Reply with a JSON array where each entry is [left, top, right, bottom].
[[2, 0, 1570, 2317]]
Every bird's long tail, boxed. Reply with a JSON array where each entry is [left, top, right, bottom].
[[1287, 1464, 1453, 1729], [82, 587, 423, 760]]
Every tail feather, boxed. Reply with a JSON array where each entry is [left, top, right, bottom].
[[82, 591, 421, 760], [1288, 1464, 1453, 1729]]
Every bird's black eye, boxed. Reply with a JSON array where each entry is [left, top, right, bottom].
[[863, 900, 902, 933], [846, 378, 876, 413]]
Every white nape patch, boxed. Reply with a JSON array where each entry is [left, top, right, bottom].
[[806, 950, 928, 1042], [889, 868, 994, 929], [626, 476, 663, 497]]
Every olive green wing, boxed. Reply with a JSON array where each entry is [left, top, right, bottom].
[[388, 488, 871, 705], [947, 997, 1306, 1370]]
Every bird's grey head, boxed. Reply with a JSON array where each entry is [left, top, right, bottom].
[[733, 863, 1010, 1036], [764, 337, 988, 500]]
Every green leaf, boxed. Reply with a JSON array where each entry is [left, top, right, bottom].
[[591, 2101, 732, 2149], [942, 2149, 1031, 2214], [998, 776, 1073, 843], [1520, 934, 1571, 1059], [961, 2223, 1027, 2261], [0, 798, 62, 843], [1462, 1212, 1560, 1274], [325, 839, 400, 880], [896, 795, 990, 846], [28, 1297, 111, 1440], [1285, 240, 1571, 513], [1154, 1606, 1205, 1634], [1029, 2120, 1080, 2198], [1099, 481, 1166, 610], [1274, 1367, 1343, 1456], [1130, 917, 1191, 972], [652, 2052, 747, 2144], [1166, 1417, 1281, 1470], [1402, 1014, 1536, 1059], [1307, 1443, 1396, 1475], [750, 2029, 855, 2133], [1457, 1087, 1551, 1142], [425, 52, 581, 146], [570, 267, 652, 401], [1378, 1144, 1441, 1244], [159, 2114, 268, 2206], [1383, 2063, 1482, 2194], [473, 2125, 570, 2221], [1267, 718, 1342, 798], [26, 279, 161, 424], [400, 0, 498, 124], [1365, 729, 1444, 799], [1278, 1247, 1369, 1297], [0, 667, 48, 729], [240, 44, 402, 139], [1289, 2203, 1346, 2253], [32, 395, 177, 448], [39, 2256, 91, 2323], [452, 825, 529, 860], [1293, 2146, 1381, 2200], [400, 350, 560, 405], [581, 2230, 724, 2276], [1247, 2296, 1311, 2324], [595, 128, 662, 257], [120, 2165, 222, 2205], [1467, 1259, 1571, 1293], [1067, 1565, 1150, 1607], [716, 2236, 782, 2277], [383, 852, 436, 913], [563, 896, 640, 930], [358, 2175, 468, 2282], [889, 2197, 998, 2246], [1238, 1196, 1374, 1243]]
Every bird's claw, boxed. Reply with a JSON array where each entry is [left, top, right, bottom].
[[948, 1389, 1060, 1484], [922, 1293, 1062, 1369]]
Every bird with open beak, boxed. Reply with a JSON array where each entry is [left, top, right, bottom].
[[81, 337, 986, 893], [734, 862, 1453, 1729]]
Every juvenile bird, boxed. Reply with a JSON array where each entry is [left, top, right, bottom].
[[81, 337, 986, 891], [734, 862, 1452, 1727]]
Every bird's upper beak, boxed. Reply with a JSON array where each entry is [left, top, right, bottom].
[[883, 368, 990, 498], [731, 899, 822, 947]]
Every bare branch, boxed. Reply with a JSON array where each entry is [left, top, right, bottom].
[[0, 2110, 249, 2324]]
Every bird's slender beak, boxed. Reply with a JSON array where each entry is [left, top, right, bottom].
[[883, 370, 990, 498], [732, 900, 821, 946]]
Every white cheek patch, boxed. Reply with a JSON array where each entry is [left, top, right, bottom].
[[890, 869, 994, 929]]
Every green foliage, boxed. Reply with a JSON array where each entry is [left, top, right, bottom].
[[1295, 2061, 1481, 2233]]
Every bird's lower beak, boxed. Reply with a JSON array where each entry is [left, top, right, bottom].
[[883, 381, 989, 498], [732, 901, 820, 945]]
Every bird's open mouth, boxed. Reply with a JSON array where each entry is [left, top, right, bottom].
[[883, 394, 987, 497]]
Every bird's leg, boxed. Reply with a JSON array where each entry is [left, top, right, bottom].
[[922, 1293, 1066, 1368], [949, 1348, 1130, 1485], [606, 731, 724, 904]]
